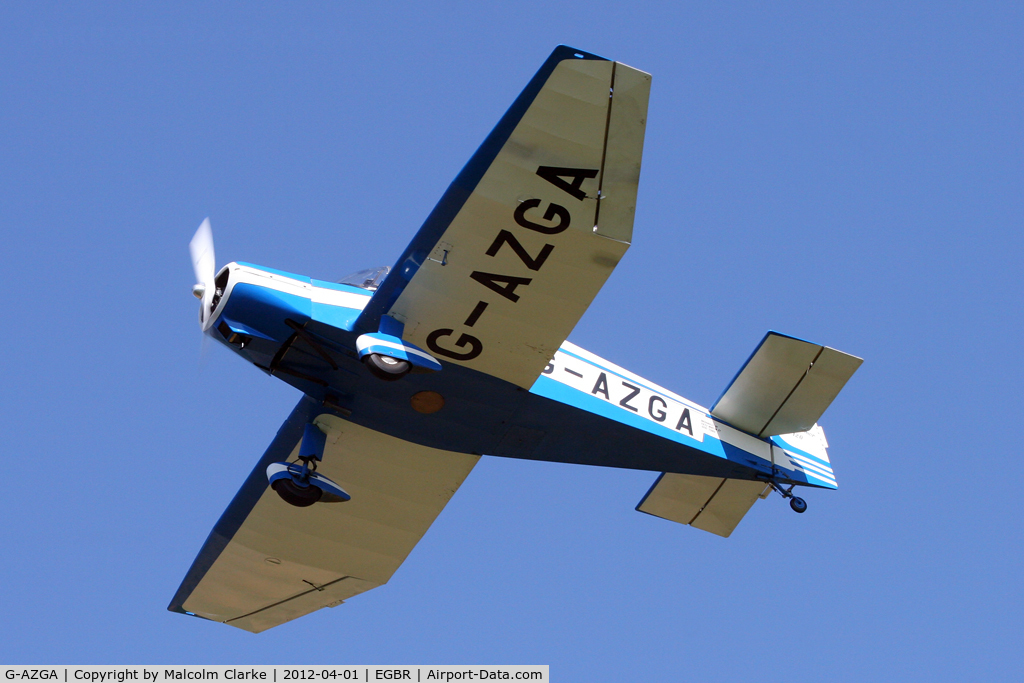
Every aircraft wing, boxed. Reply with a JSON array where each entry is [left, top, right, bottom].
[[357, 46, 651, 388], [168, 397, 479, 632]]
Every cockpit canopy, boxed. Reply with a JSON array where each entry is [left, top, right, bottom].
[[338, 266, 390, 291]]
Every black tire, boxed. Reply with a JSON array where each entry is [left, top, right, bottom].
[[790, 496, 807, 514], [364, 353, 411, 381], [272, 478, 323, 507]]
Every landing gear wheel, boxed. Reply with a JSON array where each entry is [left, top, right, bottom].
[[364, 353, 411, 381], [272, 478, 323, 507], [790, 496, 807, 514]]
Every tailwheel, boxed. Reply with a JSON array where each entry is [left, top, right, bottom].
[[767, 480, 809, 514]]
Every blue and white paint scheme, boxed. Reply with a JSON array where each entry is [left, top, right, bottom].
[[355, 312, 443, 375], [171, 46, 862, 633]]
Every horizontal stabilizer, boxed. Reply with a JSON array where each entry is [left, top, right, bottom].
[[711, 332, 862, 438], [636, 473, 768, 538]]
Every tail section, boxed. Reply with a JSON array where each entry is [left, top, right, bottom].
[[636, 331, 860, 537], [772, 424, 837, 489]]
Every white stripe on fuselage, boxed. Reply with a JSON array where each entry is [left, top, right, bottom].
[[785, 451, 836, 480], [209, 263, 372, 330], [239, 266, 371, 310], [547, 342, 833, 478], [560, 340, 709, 414]]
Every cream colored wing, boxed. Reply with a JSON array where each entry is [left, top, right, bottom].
[[169, 399, 478, 632], [358, 46, 651, 389]]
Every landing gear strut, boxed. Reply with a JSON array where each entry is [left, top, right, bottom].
[[767, 480, 808, 514], [266, 423, 351, 507]]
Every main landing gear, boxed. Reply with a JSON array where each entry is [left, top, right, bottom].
[[767, 480, 808, 514], [267, 424, 350, 508], [363, 353, 412, 381], [270, 459, 327, 507], [355, 319, 442, 382]]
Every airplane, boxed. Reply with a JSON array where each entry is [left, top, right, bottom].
[[170, 45, 862, 633]]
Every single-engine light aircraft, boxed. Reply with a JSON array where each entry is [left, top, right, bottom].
[[171, 46, 862, 632]]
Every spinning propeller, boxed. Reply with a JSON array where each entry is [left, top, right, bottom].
[[189, 218, 216, 327]]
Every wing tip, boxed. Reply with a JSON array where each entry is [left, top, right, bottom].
[[552, 45, 610, 62]]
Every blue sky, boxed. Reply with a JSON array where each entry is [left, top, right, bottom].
[[1, 2, 1021, 679]]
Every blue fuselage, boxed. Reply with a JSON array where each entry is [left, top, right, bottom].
[[204, 262, 837, 489]]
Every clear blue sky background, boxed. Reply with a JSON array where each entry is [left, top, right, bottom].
[[2, 2, 1021, 680]]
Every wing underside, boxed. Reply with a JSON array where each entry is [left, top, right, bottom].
[[358, 46, 651, 389], [169, 398, 478, 632]]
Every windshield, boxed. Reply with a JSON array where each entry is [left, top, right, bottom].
[[338, 266, 390, 291]]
